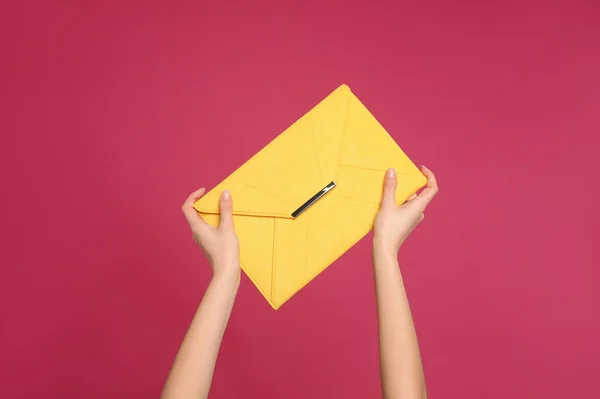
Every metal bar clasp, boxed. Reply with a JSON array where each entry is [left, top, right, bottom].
[[291, 181, 336, 218]]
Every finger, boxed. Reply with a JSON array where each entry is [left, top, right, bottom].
[[380, 168, 398, 209], [400, 193, 417, 208], [218, 190, 234, 231], [181, 187, 207, 225], [412, 166, 439, 210]]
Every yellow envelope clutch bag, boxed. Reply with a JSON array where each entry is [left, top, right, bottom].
[[194, 85, 426, 309]]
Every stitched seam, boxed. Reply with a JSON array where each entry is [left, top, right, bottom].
[[334, 95, 350, 181], [273, 219, 375, 308], [338, 164, 416, 176], [196, 208, 290, 218], [337, 194, 380, 205], [304, 225, 308, 283], [233, 178, 292, 203], [270, 218, 277, 304], [311, 124, 324, 184]]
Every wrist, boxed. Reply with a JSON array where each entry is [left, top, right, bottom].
[[372, 238, 399, 260], [372, 246, 401, 276], [211, 267, 241, 288]]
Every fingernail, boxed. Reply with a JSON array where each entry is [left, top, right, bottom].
[[223, 190, 231, 200], [387, 168, 396, 177]]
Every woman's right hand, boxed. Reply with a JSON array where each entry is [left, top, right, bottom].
[[373, 166, 439, 256]]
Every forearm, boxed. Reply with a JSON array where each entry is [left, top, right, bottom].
[[373, 246, 426, 399], [162, 272, 240, 399]]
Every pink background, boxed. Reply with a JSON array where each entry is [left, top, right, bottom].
[[1, 1, 599, 398]]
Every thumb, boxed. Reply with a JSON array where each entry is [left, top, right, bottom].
[[218, 190, 234, 231], [380, 168, 397, 209]]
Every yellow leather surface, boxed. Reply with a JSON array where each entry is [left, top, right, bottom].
[[194, 85, 426, 309]]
